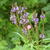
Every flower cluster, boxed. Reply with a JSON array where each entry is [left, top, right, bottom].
[[10, 3, 28, 25], [19, 12, 29, 24], [19, 10, 29, 25]]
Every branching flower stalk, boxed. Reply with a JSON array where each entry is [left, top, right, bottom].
[[35, 19, 39, 46], [40, 11, 45, 33], [32, 12, 39, 45], [39, 11, 45, 46], [40, 11, 45, 38]]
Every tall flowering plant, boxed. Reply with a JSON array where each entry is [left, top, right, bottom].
[[9, 3, 47, 50]]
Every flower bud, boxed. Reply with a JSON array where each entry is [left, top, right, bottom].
[[40, 34, 45, 39]]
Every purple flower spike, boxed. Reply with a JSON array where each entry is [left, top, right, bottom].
[[40, 15, 45, 19], [40, 34, 45, 39]]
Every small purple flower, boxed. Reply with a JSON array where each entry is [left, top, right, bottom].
[[24, 12, 29, 17], [40, 15, 45, 19], [22, 19, 29, 24], [10, 15, 15, 20], [19, 20, 23, 24], [12, 19, 16, 24], [25, 19, 29, 24], [11, 6, 19, 12], [10, 14, 17, 24], [19, 19, 26, 24], [19, 7, 27, 13], [32, 18, 39, 24], [40, 34, 45, 39], [22, 7, 24, 9], [11, 7, 16, 12], [15, 6, 19, 11], [32, 18, 38, 22], [18, 10, 22, 14], [22, 7, 25, 10], [19, 19, 29, 24], [21, 7, 27, 11]]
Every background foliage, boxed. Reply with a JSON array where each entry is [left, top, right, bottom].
[[0, 0, 50, 50]]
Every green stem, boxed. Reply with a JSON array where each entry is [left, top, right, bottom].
[[42, 23, 44, 33], [35, 24, 39, 44], [35, 24, 39, 50]]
